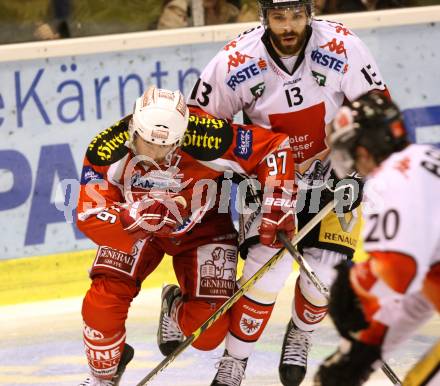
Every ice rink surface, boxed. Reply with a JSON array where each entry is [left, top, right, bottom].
[[1, 274, 439, 386]]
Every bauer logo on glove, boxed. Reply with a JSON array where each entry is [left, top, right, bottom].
[[259, 191, 296, 248]]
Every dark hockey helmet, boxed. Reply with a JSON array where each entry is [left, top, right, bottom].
[[258, 0, 314, 27], [329, 92, 408, 177]]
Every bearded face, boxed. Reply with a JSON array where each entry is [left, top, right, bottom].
[[267, 6, 309, 56]]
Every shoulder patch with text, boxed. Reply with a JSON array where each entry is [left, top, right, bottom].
[[86, 116, 131, 166], [234, 127, 253, 160], [80, 166, 104, 185], [181, 114, 233, 161]]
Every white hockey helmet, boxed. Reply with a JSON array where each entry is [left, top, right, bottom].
[[129, 85, 189, 148]]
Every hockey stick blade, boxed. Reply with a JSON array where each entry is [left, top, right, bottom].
[[135, 200, 337, 386], [277, 233, 402, 385]]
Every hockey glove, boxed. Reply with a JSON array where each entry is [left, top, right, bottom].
[[328, 261, 370, 340], [321, 171, 364, 214], [313, 339, 381, 386], [259, 191, 295, 248], [120, 194, 187, 238]]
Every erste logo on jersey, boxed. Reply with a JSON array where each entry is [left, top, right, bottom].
[[311, 48, 348, 74], [311, 38, 348, 74], [226, 58, 267, 91]]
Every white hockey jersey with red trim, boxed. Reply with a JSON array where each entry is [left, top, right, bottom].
[[188, 19, 388, 188], [362, 144, 440, 294]]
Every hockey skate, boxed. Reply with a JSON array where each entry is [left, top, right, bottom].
[[78, 343, 134, 386], [157, 284, 184, 356], [211, 350, 248, 386], [279, 319, 312, 386]]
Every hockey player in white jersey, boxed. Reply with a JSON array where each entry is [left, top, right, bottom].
[[314, 92, 440, 386], [187, 1, 389, 385]]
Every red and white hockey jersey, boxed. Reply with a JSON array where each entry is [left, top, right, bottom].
[[350, 145, 440, 346], [362, 144, 440, 296], [76, 106, 294, 254], [189, 19, 388, 188]]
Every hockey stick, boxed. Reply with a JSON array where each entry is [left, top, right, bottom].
[[135, 200, 337, 386], [277, 232, 402, 385]]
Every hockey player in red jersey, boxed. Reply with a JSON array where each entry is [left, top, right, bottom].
[[314, 92, 440, 386], [188, 1, 389, 385], [76, 85, 295, 386]]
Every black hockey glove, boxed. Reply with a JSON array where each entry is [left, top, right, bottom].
[[321, 171, 364, 214], [313, 339, 381, 386], [328, 261, 369, 340]]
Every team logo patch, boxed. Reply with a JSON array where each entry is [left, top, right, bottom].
[[81, 166, 104, 184], [239, 313, 264, 336], [312, 71, 327, 86], [83, 323, 104, 340], [196, 244, 237, 298], [311, 48, 348, 74], [181, 114, 233, 161], [250, 82, 265, 99], [234, 127, 253, 160]]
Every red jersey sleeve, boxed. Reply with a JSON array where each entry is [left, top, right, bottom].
[[76, 122, 139, 254]]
